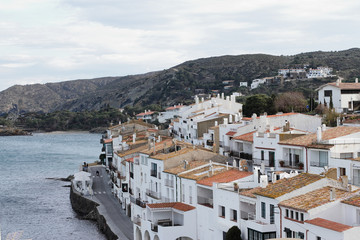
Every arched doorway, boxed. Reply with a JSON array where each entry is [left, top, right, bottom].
[[154, 235, 160, 240], [176, 237, 193, 240], [144, 230, 150, 240], [136, 227, 142, 240]]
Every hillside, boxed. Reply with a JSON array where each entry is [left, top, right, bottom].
[[0, 48, 360, 114]]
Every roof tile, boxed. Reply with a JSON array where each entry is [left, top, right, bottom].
[[305, 218, 353, 232], [147, 202, 195, 212]]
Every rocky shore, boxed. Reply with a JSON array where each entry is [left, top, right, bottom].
[[0, 128, 32, 136], [70, 186, 118, 240]]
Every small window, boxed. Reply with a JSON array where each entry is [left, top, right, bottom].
[[219, 206, 225, 218], [317, 237, 321, 240], [290, 210, 294, 219], [295, 212, 299, 220], [300, 213, 304, 222], [231, 209, 237, 222], [286, 209, 289, 218], [261, 150, 264, 160], [324, 90, 332, 97], [261, 202, 266, 219]]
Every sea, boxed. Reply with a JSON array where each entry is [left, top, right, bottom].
[[0, 132, 106, 240]]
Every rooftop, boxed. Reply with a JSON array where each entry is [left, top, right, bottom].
[[233, 131, 256, 142], [326, 82, 360, 90], [136, 111, 155, 117], [305, 218, 353, 232], [151, 147, 195, 161], [279, 187, 352, 212], [341, 195, 360, 207], [103, 139, 113, 144], [116, 144, 148, 157], [226, 131, 237, 136], [178, 164, 226, 181], [255, 173, 323, 199], [140, 139, 173, 155], [239, 187, 262, 199], [279, 126, 360, 149], [197, 169, 252, 186], [164, 160, 210, 175], [147, 202, 195, 212]]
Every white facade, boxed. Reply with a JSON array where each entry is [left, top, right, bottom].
[[251, 78, 267, 89]]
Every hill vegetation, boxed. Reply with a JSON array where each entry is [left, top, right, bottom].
[[0, 48, 359, 118]]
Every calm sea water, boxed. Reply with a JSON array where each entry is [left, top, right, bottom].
[[0, 132, 106, 240]]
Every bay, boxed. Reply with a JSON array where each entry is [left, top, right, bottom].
[[0, 132, 106, 240]]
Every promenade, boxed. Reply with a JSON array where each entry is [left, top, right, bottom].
[[89, 166, 134, 240]]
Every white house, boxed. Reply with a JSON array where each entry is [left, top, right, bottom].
[[317, 78, 360, 113]]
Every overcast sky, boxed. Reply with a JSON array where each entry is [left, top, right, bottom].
[[0, 0, 359, 91]]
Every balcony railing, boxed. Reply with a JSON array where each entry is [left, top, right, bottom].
[[146, 189, 161, 199], [310, 161, 328, 167], [131, 196, 147, 208], [197, 196, 213, 208], [164, 179, 174, 188], [151, 223, 158, 232], [206, 140, 214, 146]]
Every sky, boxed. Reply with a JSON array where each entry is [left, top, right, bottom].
[[0, 0, 359, 91]]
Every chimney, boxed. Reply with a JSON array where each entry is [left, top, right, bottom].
[[330, 187, 336, 201], [223, 118, 228, 125], [272, 172, 277, 183], [195, 95, 199, 105], [226, 162, 229, 170], [260, 175, 268, 188], [233, 159, 237, 168], [234, 114, 239, 122], [356, 78, 359, 83], [201, 97, 204, 102], [158, 135, 161, 142], [184, 160, 188, 169], [229, 115, 233, 123], [217, 93, 220, 99], [214, 121, 218, 126], [133, 133, 136, 144], [317, 127, 322, 142], [221, 92, 225, 100], [336, 79, 340, 86], [321, 124, 326, 131]]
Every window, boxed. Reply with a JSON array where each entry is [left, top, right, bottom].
[[219, 206, 225, 218], [317, 237, 321, 240], [340, 152, 353, 159], [151, 163, 157, 177], [261, 150, 264, 160], [295, 212, 299, 220], [290, 210, 294, 219], [248, 229, 276, 240], [261, 202, 266, 219], [189, 186, 192, 204], [340, 167, 346, 176], [231, 209, 237, 222], [324, 90, 332, 97], [286, 209, 289, 218], [300, 213, 304, 222], [319, 151, 328, 167], [270, 204, 275, 224]]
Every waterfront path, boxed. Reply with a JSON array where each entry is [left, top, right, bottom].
[[89, 166, 134, 240]]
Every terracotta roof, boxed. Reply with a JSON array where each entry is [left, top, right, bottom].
[[152, 147, 195, 161], [342, 195, 360, 207], [125, 157, 134, 163], [226, 131, 237, 136], [173, 118, 180, 122], [305, 218, 353, 232], [147, 202, 195, 212], [178, 164, 225, 181], [103, 139, 113, 144], [279, 126, 360, 149], [327, 82, 360, 90], [239, 187, 262, 198], [279, 187, 352, 211], [255, 173, 323, 199], [116, 144, 148, 157], [140, 139, 173, 155], [164, 160, 209, 175], [147, 128, 159, 132], [136, 111, 155, 117], [166, 105, 183, 111], [197, 169, 252, 186], [233, 131, 255, 142]]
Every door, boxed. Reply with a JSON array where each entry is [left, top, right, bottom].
[[269, 151, 275, 167]]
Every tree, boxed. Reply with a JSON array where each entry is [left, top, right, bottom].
[[242, 94, 276, 117], [274, 92, 307, 113], [226, 226, 242, 240], [329, 95, 334, 109]]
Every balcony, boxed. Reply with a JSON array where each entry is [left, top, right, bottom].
[[240, 211, 255, 220], [146, 189, 161, 199], [133, 216, 141, 226], [151, 223, 158, 232], [197, 196, 213, 208], [165, 179, 174, 188], [130, 196, 147, 208], [206, 140, 214, 146]]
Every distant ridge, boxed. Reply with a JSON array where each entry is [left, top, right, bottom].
[[0, 48, 360, 114]]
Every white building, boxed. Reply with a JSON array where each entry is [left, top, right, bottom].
[[307, 67, 333, 78], [157, 105, 188, 123], [251, 78, 267, 89], [240, 82, 248, 87], [317, 78, 360, 113]]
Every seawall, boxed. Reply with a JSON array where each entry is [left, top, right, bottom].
[[70, 186, 118, 240]]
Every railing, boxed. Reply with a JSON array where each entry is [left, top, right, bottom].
[[134, 158, 139, 165], [310, 161, 328, 167], [165, 179, 174, 188], [197, 196, 213, 208], [146, 189, 161, 199], [279, 159, 302, 168], [253, 158, 272, 167]]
